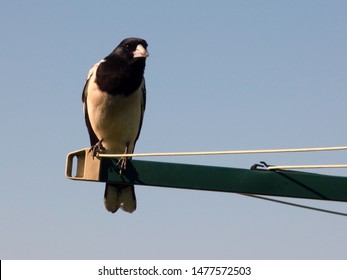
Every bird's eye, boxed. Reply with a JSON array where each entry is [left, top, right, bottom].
[[124, 44, 130, 51]]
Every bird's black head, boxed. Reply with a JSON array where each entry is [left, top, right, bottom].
[[113, 37, 149, 60], [97, 38, 148, 96]]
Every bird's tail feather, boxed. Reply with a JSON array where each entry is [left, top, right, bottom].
[[104, 183, 136, 213]]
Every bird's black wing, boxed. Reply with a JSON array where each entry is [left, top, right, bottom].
[[82, 72, 99, 146], [134, 79, 146, 145]]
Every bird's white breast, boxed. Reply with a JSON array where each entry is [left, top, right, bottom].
[[86, 72, 144, 154]]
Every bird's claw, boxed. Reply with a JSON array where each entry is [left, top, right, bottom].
[[116, 145, 130, 176], [89, 140, 105, 158], [117, 157, 128, 176]]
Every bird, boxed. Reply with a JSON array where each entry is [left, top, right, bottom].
[[82, 37, 149, 213]]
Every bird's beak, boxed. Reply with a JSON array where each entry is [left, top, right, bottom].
[[133, 44, 149, 58]]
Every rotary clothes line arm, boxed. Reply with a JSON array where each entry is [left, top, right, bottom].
[[65, 148, 347, 202]]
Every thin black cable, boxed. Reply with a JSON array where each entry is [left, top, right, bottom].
[[239, 193, 347, 217]]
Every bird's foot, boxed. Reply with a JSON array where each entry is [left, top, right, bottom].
[[117, 157, 128, 176], [116, 146, 130, 176], [89, 140, 105, 158]]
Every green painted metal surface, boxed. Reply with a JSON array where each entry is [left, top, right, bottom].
[[98, 158, 347, 202]]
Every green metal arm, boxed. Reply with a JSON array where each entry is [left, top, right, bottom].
[[66, 148, 347, 202]]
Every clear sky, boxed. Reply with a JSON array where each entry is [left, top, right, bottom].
[[1, 0, 347, 259]]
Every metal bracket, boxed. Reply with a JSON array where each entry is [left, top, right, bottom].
[[65, 148, 101, 181]]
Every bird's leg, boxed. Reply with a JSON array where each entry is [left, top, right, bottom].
[[117, 145, 129, 176], [89, 139, 105, 158]]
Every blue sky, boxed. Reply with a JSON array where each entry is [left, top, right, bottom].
[[1, 0, 347, 259]]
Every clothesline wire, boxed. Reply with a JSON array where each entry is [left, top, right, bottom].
[[97, 145, 347, 158], [267, 164, 347, 170]]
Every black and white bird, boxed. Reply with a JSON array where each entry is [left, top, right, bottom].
[[82, 37, 149, 213]]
